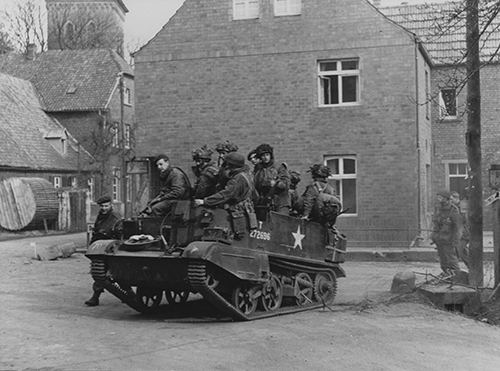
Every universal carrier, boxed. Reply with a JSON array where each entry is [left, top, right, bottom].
[[85, 201, 347, 321]]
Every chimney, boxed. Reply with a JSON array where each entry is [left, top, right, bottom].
[[26, 43, 37, 60]]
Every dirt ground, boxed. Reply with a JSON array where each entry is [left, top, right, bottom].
[[2, 234, 500, 370]]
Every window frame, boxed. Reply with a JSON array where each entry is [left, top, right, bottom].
[[318, 59, 360, 107], [53, 176, 62, 189], [233, 0, 260, 20], [438, 87, 458, 120], [124, 87, 132, 106], [444, 160, 468, 195], [323, 155, 358, 216], [112, 167, 121, 202], [273, 0, 302, 17], [111, 122, 119, 148], [124, 124, 131, 149], [88, 177, 95, 202]]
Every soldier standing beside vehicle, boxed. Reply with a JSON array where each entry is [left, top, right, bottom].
[[450, 191, 470, 269], [143, 154, 191, 217], [253, 143, 290, 215], [85, 195, 121, 307], [431, 190, 462, 275], [191, 145, 219, 199]]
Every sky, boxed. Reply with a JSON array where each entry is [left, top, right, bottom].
[[122, 0, 185, 48]]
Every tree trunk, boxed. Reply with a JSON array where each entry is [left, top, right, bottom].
[[466, 0, 483, 287]]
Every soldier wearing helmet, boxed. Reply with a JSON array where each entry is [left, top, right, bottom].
[[215, 140, 239, 189], [191, 145, 219, 199], [215, 140, 239, 168], [195, 152, 254, 210], [431, 190, 462, 275], [301, 164, 341, 224], [253, 143, 291, 216]]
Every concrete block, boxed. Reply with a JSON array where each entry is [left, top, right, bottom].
[[391, 270, 416, 294], [418, 283, 481, 315]]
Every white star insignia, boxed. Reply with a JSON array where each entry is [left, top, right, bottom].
[[292, 225, 305, 250]]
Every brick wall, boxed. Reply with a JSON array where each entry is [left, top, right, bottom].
[[134, 0, 431, 245], [432, 63, 500, 229]]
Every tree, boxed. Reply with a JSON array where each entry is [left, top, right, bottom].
[[0, 26, 14, 54], [2, 0, 46, 53]]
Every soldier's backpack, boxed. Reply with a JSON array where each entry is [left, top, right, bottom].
[[314, 182, 342, 225]]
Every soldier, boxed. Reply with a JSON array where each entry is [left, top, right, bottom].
[[215, 140, 239, 168], [247, 149, 261, 173], [195, 152, 254, 210], [191, 145, 218, 199], [451, 191, 470, 269], [85, 195, 121, 306], [301, 164, 341, 225], [289, 170, 302, 217], [431, 190, 462, 275], [253, 143, 290, 215], [143, 154, 191, 217], [215, 140, 239, 189]]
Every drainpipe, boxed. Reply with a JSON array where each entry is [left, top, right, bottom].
[[414, 41, 422, 239]]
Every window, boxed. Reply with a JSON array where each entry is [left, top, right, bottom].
[[324, 156, 357, 214], [53, 176, 61, 189], [86, 21, 96, 34], [446, 161, 468, 198], [124, 87, 131, 106], [274, 0, 301, 16], [113, 168, 121, 201], [233, 0, 259, 20], [318, 60, 359, 106], [111, 123, 119, 148], [88, 177, 95, 202], [64, 21, 74, 41], [124, 124, 131, 149], [439, 88, 457, 119]]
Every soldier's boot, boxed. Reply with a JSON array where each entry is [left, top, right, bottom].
[[85, 288, 104, 307]]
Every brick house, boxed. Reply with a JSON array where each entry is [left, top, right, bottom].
[[381, 1, 500, 229], [134, 0, 433, 247], [0, 49, 135, 215], [0, 72, 92, 188]]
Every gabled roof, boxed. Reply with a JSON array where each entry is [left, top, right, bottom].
[[381, 1, 500, 65], [0, 49, 133, 112], [0, 73, 93, 171]]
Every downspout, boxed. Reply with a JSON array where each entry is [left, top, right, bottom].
[[414, 40, 422, 238]]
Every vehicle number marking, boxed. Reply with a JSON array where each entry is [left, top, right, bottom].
[[250, 230, 271, 241]]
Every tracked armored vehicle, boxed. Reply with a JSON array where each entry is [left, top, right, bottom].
[[85, 201, 346, 320]]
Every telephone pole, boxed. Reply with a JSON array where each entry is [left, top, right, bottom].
[[466, 0, 483, 287]]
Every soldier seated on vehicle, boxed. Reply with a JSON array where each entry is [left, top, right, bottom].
[[194, 152, 256, 235], [214, 140, 239, 190], [191, 145, 219, 199], [301, 164, 342, 227], [289, 170, 302, 217], [85, 195, 121, 307], [253, 143, 291, 216], [142, 154, 191, 217]]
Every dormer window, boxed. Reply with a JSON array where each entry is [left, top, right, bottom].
[[45, 129, 68, 155], [274, 0, 301, 16], [233, 0, 259, 20]]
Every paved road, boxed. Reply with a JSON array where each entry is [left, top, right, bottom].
[[1, 235, 500, 370]]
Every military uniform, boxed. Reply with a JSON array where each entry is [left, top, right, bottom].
[[150, 167, 191, 217], [204, 169, 254, 209], [431, 198, 462, 273], [302, 180, 337, 220], [192, 162, 218, 199], [90, 210, 121, 243]]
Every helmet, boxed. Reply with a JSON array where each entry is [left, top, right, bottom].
[[437, 189, 451, 199], [308, 164, 331, 179], [223, 152, 245, 168], [255, 143, 274, 158], [215, 140, 239, 154], [247, 149, 257, 161], [289, 170, 301, 185], [192, 145, 213, 161]]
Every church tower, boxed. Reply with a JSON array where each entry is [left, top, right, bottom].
[[46, 0, 128, 56]]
